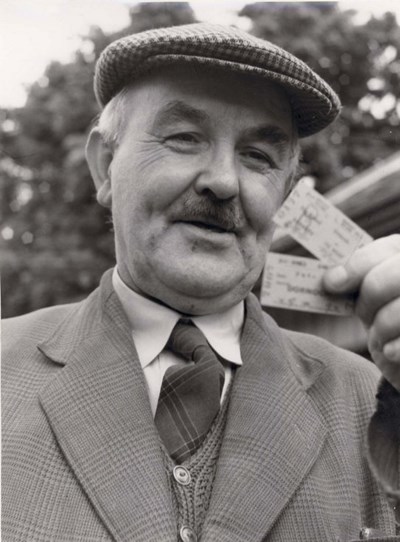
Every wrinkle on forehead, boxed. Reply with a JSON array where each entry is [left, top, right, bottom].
[[102, 64, 298, 158], [152, 100, 210, 130]]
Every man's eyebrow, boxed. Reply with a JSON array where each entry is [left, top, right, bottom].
[[244, 125, 290, 146], [242, 124, 292, 161], [153, 100, 210, 127]]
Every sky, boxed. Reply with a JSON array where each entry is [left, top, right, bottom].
[[1, 0, 400, 108]]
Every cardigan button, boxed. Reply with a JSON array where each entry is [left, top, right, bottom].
[[359, 527, 385, 539], [173, 466, 191, 486], [180, 525, 197, 542]]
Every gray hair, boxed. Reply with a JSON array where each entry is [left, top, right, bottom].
[[97, 86, 130, 149]]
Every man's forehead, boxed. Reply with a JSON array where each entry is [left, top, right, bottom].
[[152, 100, 209, 126], [131, 64, 290, 102], [152, 99, 292, 144], [124, 66, 293, 129]]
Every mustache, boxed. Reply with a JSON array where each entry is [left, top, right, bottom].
[[170, 194, 244, 232]]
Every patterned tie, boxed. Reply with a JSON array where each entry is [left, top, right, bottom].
[[154, 319, 225, 463]]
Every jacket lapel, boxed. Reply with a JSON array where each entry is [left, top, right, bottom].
[[38, 272, 327, 541], [202, 294, 327, 541], [38, 271, 176, 542]]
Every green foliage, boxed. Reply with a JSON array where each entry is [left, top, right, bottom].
[[1, 2, 399, 317]]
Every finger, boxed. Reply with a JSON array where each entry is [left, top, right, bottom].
[[369, 340, 400, 390], [323, 234, 400, 294], [355, 255, 400, 326], [383, 337, 400, 363], [369, 297, 400, 348]]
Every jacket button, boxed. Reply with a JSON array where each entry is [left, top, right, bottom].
[[180, 525, 197, 542], [173, 466, 191, 486]]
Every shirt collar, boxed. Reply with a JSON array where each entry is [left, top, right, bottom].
[[112, 267, 243, 368]]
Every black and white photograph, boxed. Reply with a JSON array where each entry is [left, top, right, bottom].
[[1, 1, 400, 540]]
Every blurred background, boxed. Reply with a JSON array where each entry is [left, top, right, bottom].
[[1, 1, 400, 343]]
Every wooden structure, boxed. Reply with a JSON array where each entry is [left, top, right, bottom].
[[265, 151, 400, 354]]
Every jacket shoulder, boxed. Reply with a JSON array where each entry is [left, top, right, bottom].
[[2, 303, 79, 352], [278, 324, 381, 412], [282, 326, 379, 378], [2, 303, 83, 424], [1, 303, 81, 386]]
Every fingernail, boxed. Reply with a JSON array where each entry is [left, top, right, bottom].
[[327, 266, 348, 287], [383, 341, 399, 361]]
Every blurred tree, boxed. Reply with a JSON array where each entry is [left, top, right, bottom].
[[240, 2, 400, 191], [1, 2, 399, 317], [1, 2, 197, 317]]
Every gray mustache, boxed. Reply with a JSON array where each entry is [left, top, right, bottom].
[[172, 196, 243, 232]]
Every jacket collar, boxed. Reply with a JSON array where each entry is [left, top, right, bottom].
[[38, 270, 327, 541], [38, 269, 126, 365]]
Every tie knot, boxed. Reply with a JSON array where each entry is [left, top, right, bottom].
[[167, 319, 209, 361]]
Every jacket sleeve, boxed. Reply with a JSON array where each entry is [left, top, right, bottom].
[[367, 378, 400, 526]]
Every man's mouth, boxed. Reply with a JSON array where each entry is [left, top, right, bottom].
[[170, 198, 242, 235], [177, 219, 234, 234]]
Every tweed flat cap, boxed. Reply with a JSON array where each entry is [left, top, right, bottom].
[[94, 23, 341, 137]]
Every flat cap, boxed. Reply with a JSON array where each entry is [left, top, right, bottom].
[[94, 23, 341, 138]]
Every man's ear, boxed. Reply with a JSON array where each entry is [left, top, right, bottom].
[[85, 127, 113, 208]]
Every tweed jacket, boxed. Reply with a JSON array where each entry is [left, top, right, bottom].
[[2, 269, 399, 542]]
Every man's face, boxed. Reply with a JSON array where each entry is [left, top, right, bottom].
[[104, 66, 297, 314]]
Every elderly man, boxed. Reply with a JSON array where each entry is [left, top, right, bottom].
[[2, 23, 400, 542]]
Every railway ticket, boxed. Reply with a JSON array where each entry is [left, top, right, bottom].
[[261, 181, 373, 315], [260, 253, 355, 315], [273, 180, 373, 265]]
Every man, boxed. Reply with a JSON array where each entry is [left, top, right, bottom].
[[2, 23, 400, 542]]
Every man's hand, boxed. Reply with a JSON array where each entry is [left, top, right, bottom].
[[323, 234, 400, 390]]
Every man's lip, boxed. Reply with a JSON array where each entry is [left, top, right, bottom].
[[175, 219, 235, 234]]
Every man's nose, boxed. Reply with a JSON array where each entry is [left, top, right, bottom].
[[194, 148, 240, 200]]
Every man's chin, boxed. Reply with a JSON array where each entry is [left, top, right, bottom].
[[153, 271, 254, 314]]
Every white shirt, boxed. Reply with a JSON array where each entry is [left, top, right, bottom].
[[112, 268, 244, 416]]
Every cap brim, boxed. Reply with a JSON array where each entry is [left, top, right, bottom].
[[94, 23, 341, 138]]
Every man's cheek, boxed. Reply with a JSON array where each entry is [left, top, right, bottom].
[[243, 195, 278, 234]]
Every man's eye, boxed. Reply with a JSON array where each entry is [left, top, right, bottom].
[[240, 148, 277, 172], [167, 133, 199, 144], [242, 149, 271, 164]]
